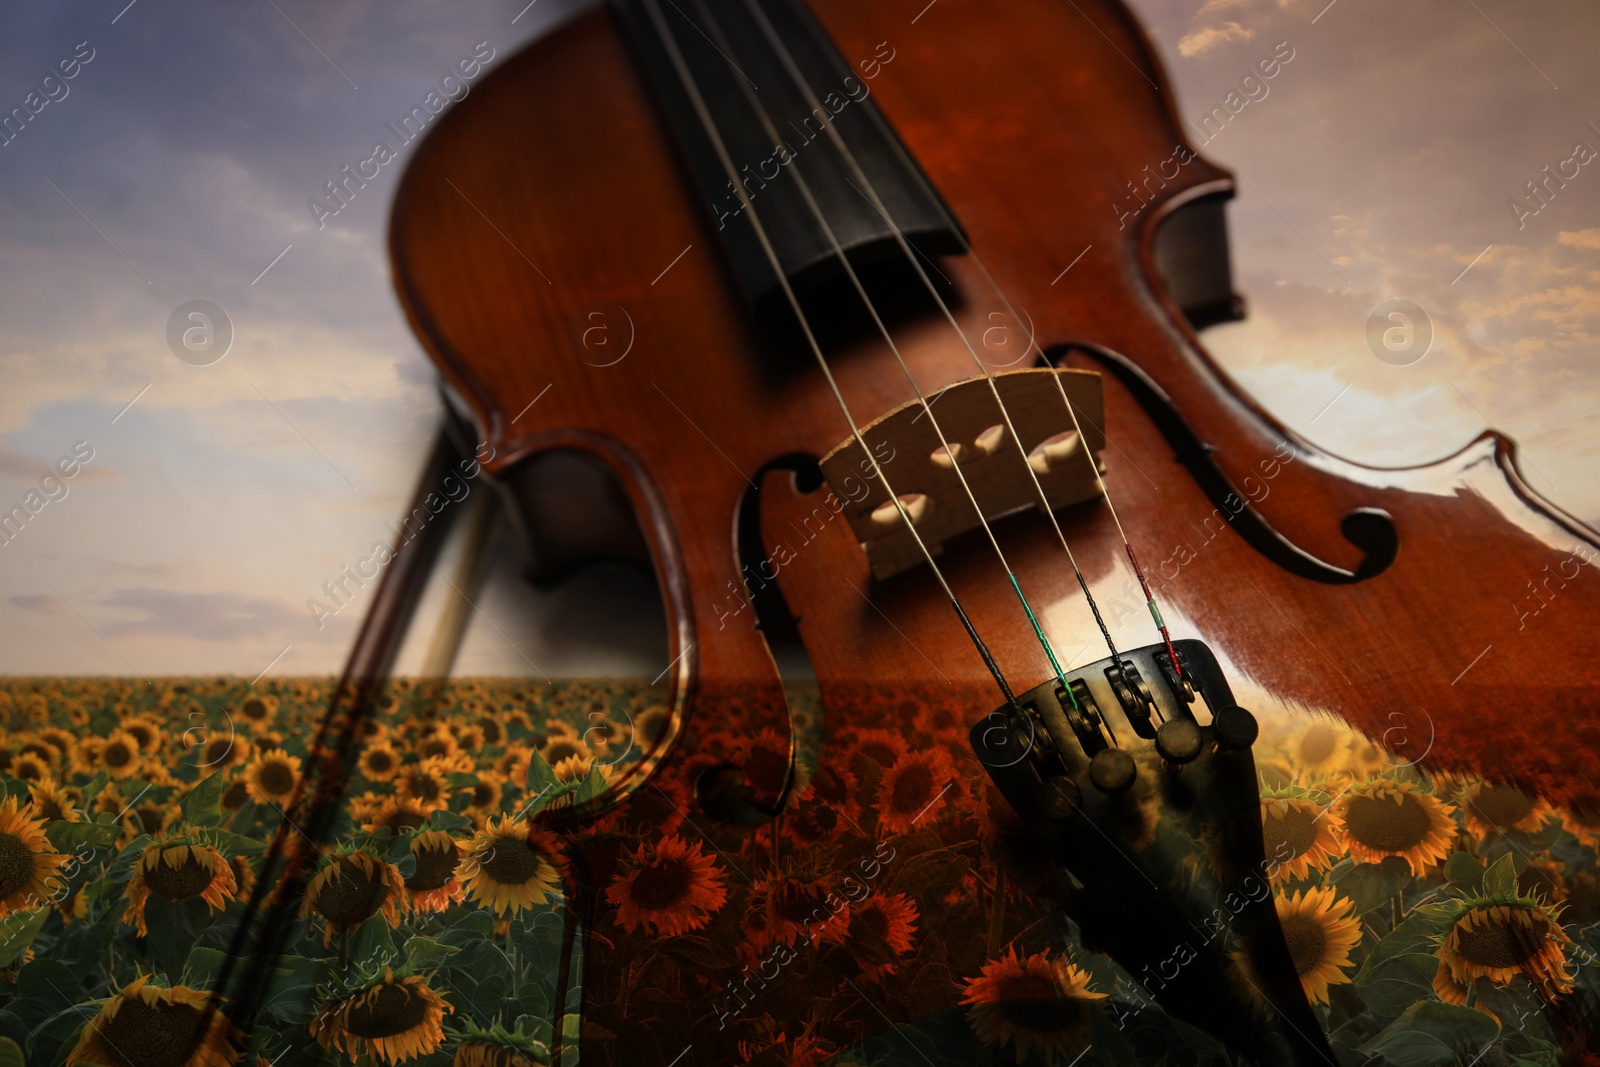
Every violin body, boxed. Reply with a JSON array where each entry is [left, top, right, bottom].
[[388, 0, 1600, 1060]]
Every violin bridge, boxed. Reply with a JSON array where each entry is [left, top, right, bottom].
[[818, 368, 1106, 579]]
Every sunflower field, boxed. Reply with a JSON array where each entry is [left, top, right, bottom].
[[0, 677, 1595, 1067]]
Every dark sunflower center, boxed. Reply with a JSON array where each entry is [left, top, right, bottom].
[[1299, 726, 1338, 764], [859, 904, 890, 939], [1469, 785, 1536, 830], [1342, 793, 1432, 851], [795, 805, 838, 840], [406, 844, 460, 892], [479, 719, 503, 745], [315, 860, 390, 926], [408, 774, 442, 802], [364, 750, 394, 774], [470, 781, 495, 806], [1280, 914, 1327, 976], [258, 762, 295, 796], [203, 739, 233, 765], [0, 833, 35, 899], [135, 807, 164, 835], [629, 858, 692, 910], [420, 738, 450, 759], [145, 854, 215, 902], [222, 780, 250, 810], [383, 809, 427, 834], [890, 764, 935, 814], [544, 739, 582, 764], [480, 837, 545, 887], [1455, 912, 1550, 969], [343, 983, 430, 1039], [35, 797, 67, 821], [1265, 805, 1320, 860], [241, 699, 267, 720], [992, 974, 1085, 1033], [13, 760, 44, 781], [97, 997, 208, 1067], [106, 742, 134, 768], [773, 883, 827, 923], [127, 727, 155, 748]]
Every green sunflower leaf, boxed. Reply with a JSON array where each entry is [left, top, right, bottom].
[[1483, 852, 1518, 899], [525, 747, 558, 799], [179, 769, 230, 828], [43, 819, 119, 853], [1331, 857, 1412, 915], [353, 912, 397, 968], [0, 908, 48, 969], [0, 1035, 21, 1067], [1357, 1001, 1498, 1067], [404, 935, 458, 970], [574, 764, 608, 804], [1442, 851, 1485, 890], [1353, 952, 1438, 1017]]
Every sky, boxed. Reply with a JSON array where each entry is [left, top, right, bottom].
[[1, 0, 1597, 678]]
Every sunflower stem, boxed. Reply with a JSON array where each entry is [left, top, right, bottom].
[[987, 868, 1007, 959]]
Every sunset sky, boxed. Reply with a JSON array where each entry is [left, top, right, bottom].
[[2, 0, 1597, 678]]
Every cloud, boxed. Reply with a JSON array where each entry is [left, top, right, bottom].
[[1178, 20, 1254, 56], [9, 594, 60, 614], [1559, 228, 1600, 251], [97, 588, 304, 642]]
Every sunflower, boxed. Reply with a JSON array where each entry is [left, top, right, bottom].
[[753, 867, 851, 948], [605, 834, 726, 936], [0, 795, 66, 918], [1272, 886, 1363, 1005], [404, 831, 466, 913], [123, 715, 167, 756], [448, 1021, 549, 1067], [877, 749, 958, 834], [415, 727, 460, 764], [460, 773, 504, 819], [64, 974, 243, 1067], [123, 841, 240, 937], [122, 800, 183, 845], [1459, 780, 1552, 838], [395, 758, 453, 812], [243, 750, 302, 808], [357, 741, 403, 783], [848, 892, 919, 979], [99, 729, 145, 780], [190, 731, 246, 776], [846, 728, 909, 773], [462, 815, 566, 916], [1333, 779, 1456, 875], [26, 778, 80, 822], [471, 712, 506, 748], [1435, 897, 1573, 1003], [312, 969, 451, 1064], [237, 694, 278, 734], [1278, 717, 1350, 777], [301, 850, 409, 946], [532, 734, 591, 770], [361, 795, 434, 838], [7, 751, 51, 783], [1260, 794, 1342, 881], [632, 705, 671, 751], [960, 948, 1105, 1063]]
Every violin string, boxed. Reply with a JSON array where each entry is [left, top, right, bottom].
[[761, 0, 1183, 678], [635, 0, 1019, 705], [683, 0, 1085, 705], [730, 0, 1130, 682]]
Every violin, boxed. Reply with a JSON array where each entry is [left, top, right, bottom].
[[223, 0, 1600, 1062]]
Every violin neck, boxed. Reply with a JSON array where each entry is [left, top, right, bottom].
[[610, 0, 964, 314]]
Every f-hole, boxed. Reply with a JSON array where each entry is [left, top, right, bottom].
[[694, 453, 825, 825]]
